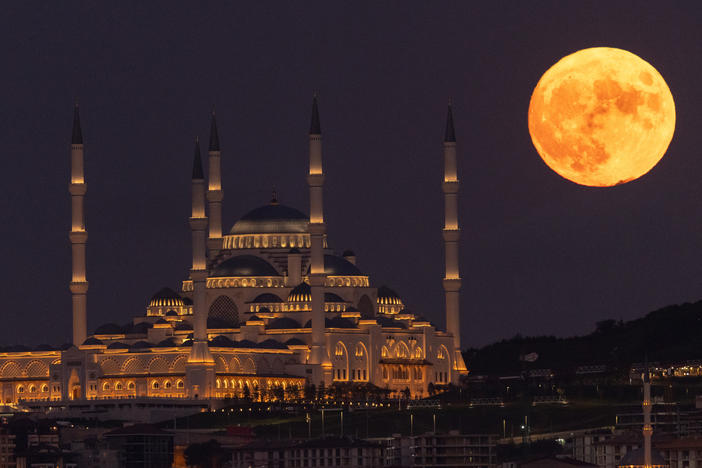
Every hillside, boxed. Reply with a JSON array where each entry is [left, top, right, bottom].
[[465, 300, 702, 374]]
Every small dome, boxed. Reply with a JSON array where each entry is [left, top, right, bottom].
[[267, 317, 302, 329], [250, 293, 284, 304], [107, 342, 129, 350], [124, 322, 153, 335], [174, 321, 193, 331], [155, 338, 177, 347], [325, 292, 345, 303], [210, 335, 236, 347], [237, 339, 257, 348], [94, 323, 123, 335], [148, 287, 184, 307], [211, 255, 279, 277], [258, 339, 288, 350], [230, 203, 309, 234], [285, 338, 307, 346], [7, 345, 30, 352], [130, 341, 153, 349], [247, 315, 262, 322], [288, 282, 311, 302], [180, 339, 193, 347], [306, 255, 364, 276], [34, 344, 55, 351], [82, 337, 104, 346], [165, 310, 178, 317], [377, 286, 403, 305], [207, 316, 238, 329], [155, 318, 169, 325]]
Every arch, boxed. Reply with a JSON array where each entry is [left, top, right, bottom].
[[121, 357, 146, 374], [395, 342, 410, 359], [241, 356, 256, 374], [170, 355, 187, 373], [215, 356, 228, 373], [100, 358, 119, 375], [1, 362, 21, 378], [148, 357, 169, 374], [229, 356, 241, 373], [332, 341, 349, 381], [357, 295, 374, 318], [208, 295, 239, 326], [381, 346, 389, 358], [25, 361, 49, 378], [353, 342, 369, 381], [414, 346, 423, 360]]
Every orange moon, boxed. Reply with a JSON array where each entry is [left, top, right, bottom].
[[528, 47, 675, 187]]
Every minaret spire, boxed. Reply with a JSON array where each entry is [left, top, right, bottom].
[[187, 137, 215, 398], [307, 94, 330, 382], [206, 109, 224, 257], [441, 102, 468, 377], [69, 103, 88, 346], [643, 359, 653, 467]]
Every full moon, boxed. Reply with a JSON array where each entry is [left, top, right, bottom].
[[528, 47, 675, 187]]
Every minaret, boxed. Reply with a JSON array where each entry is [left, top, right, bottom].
[[643, 362, 652, 467], [186, 138, 215, 398], [307, 95, 330, 379], [69, 104, 88, 346], [442, 103, 468, 375], [206, 110, 223, 257]]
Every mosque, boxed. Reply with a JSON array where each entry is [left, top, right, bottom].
[[0, 98, 467, 405]]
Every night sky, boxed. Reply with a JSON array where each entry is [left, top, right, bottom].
[[2, 2, 701, 348]]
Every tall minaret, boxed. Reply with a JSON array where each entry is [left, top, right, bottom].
[[69, 104, 88, 346], [307, 95, 329, 378], [643, 362, 653, 467], [186, 138, 215, 398], [207, 110, 223, 257], [442, 103, 468, 375]]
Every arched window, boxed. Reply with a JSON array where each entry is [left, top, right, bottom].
[[164, 381, 172, 389], [381, 346, 389, 358], [177, 380, 184, 389], [127, 381, 135, 390], [29, 385, 36, 393], [17, 386, 24, 393], [103, 383, 110, 391], [335, 343, 345, 357], [115, 382, 123, 390], [357, 295, 374, 318], [152, 381, 160, 389]]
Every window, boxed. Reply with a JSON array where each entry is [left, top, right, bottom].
[[103, 383, 110, 391], [165, 381, 172, 389], [152, 381, 160, 389], [128, 382, 135, 390], [41, 385, 48, 393], [17, 386, 24, 394], [29, 385, 36, 393], [115, 382, 123, 390]]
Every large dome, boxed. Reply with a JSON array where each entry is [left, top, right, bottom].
[[211, 255, 280, 277], [306, 254, 364, 276], [230, 202, 308, 234]]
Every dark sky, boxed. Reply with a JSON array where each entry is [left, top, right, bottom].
[[1, 1, 701, 348]]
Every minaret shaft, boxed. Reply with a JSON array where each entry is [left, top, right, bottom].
[[69, 106, 88, 347], [308, 97, 327, 371], [643, 369, 652, 467], [442, 105, 467, 375]]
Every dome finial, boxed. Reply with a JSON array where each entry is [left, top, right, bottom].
[[270, 187, 279, 205]]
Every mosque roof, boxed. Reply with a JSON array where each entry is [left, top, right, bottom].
[[618, 447, 667, 467], [124, 322, 153, 335], [250, 293, 284, 303], [303, 317, 357, 329], [306, 254, 364, 276], [130, 341, 153, 349], [107, 342, 129, 350], [237, 339, 258, 348], [174, 321, 193, 331], [211, 255, 279, 277], [207, 317, 238, 329], [165, 310, 178, 317], [7, 345, 30, 352], [230, 203, 309, 234], [267, 317, 302, 329], [34, 344, 55, 351], [376, 316, 407, 329], [377, 285, 401, 301], [148, 287, 184, 307], [155, 338, 177, 347], [210, 335, 236, 348], [94, 323, 123, 335]]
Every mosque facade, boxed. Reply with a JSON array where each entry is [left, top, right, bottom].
[[0, 98, 467, 405]]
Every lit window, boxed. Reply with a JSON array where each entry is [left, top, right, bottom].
[[103, 383, 110, 391], [152, 381, 159, 389], [165, 381, 172, 389], [128, 382, 135, 390], [177, 380, 184, 388], [115, 382, 123, 390], [41, 385, 48, 393]]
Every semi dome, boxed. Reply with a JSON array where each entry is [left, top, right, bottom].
[[148, 287, 184, 307], [230, 203, 309, 234], [306, 255, 364, 276], [250, 293, 283, 304], [288, 282, 311, 302], [211, 255, 279, 277]]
